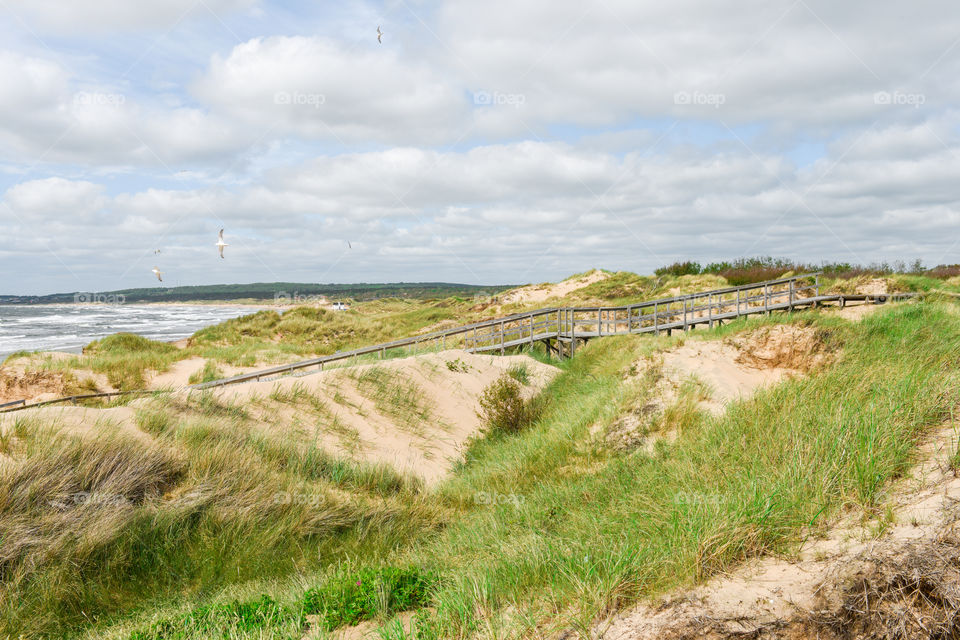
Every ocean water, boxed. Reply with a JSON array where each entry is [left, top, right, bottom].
[[0, 304, 263, 357]]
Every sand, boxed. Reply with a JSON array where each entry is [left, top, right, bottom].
[[1, 350, 558, 486], [604, 324, 830, 452], [499, 270, 610, 305], [215, 350, 557, 485], [0, 352, 112, 405], [599, 421, 960, 640]]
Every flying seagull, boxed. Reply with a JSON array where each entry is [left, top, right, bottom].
[[377, 26, 383, 43], [154, 249, 161, 255], [348, 240, 352, 249], [152, 267, 163, 282], [216, 229, 228, 259]]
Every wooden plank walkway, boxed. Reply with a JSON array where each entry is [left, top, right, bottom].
[[0, 273, 914, 413]]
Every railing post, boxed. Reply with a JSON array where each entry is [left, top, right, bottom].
[[789, 279, 795, 312], [571, 311, 577, 356], [737, 288, 741, 315], [597, 309, 602, 336], [654, 302, 659, 335], [500, 320, 505, 355], [683, 298, 689, 332], [708, 293, 713, 329], [764, 284, 770, 315], [529, 314, 534, 346]]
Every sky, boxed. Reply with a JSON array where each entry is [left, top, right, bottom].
[[0, 0, 958, 295]]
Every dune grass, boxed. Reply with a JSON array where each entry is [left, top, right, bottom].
[[41, 300, 953, 640], [0, 393, 437, 639]]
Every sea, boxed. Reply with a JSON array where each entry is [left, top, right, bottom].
[[0, 304, 263, 358]]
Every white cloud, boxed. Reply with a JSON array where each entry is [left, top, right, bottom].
[[4, 178, 107, 220], [1, 0, 959, 293], [3, 123, 959, 293], [194, 35, 467, 145]]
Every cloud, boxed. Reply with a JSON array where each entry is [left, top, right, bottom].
[[1, 0, 959, 293], [438, 0, 960, 132], [3, 123, 959, 293], [194, 35, 467, 145], [3, 178, 107, 221]]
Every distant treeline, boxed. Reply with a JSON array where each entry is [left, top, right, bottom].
[[656, 257, 960, 286], [0, 282, 513, 305]]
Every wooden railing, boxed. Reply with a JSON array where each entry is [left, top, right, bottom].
[[464, 273, 825, 354]]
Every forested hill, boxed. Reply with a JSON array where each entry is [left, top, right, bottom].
[[0, 281, 512, 304]]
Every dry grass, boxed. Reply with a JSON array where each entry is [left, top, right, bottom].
[[806, 525, 960, 639]]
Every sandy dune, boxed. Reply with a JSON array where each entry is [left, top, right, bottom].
[[215, 350, 557, 484], [599, 421, 960, 640], [500, 270, 610, 305], [1, 350, 558, 486]]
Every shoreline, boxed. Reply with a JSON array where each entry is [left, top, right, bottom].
[[0, 301, 295, 310]]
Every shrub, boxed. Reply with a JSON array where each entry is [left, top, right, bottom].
[[655, 261, 702, 277], [506, 363, 530, 385], [477, 374, 543, 435], [301, 566, 437, 630], [129, 595, 289, 639]]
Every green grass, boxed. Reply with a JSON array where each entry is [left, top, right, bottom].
[[0, 397, 437, 639], [5, 298, 959, 640], [352, 367, 434, 434], [405, 303, 959, 638], [82, 333, 180, 390], [187, 360, 222, 385]]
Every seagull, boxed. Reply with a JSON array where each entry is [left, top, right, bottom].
[[216, 229, 228, 259], [154, 249, 161, 255], [152, 267, 163, 282], [348, 240, 352, 249], [377, 26, 383, 43]]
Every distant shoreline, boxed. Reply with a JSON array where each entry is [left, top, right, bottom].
[[1, 301, 292, 310]]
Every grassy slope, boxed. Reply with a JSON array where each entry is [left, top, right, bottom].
[[53, 300, 959, 640], [0, 390, 441, 639]]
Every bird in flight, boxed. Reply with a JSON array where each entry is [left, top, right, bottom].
[[154, 249, 161, 255], [152, 267, 163, 282], [377, 26, 383, 43], [348, 240, 352, 249], [216, 229, 229, 259]]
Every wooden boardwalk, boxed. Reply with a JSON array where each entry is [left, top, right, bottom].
[[0, 272, 910, 413]]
